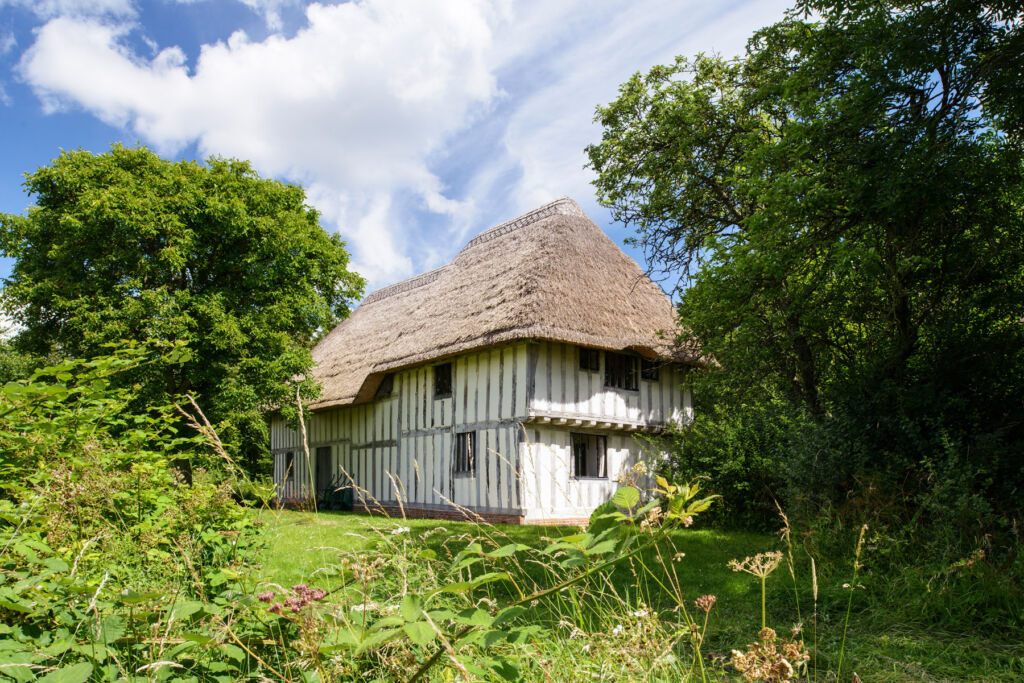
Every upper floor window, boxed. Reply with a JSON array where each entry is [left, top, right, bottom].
[[640, 359, 660, 382], [434, 363, 452, 398], [572, 433, 607, 479], [579, 347, 600, 372], [604, 352, 638, 391], [454, 431, 476, 476]]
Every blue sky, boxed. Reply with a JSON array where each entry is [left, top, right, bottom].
[[0, 0, 791, 296]]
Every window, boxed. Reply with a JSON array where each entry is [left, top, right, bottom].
[[434, 363, 452, 398], [579, 347, 600, 372], [604, 352, 638, 391], [284, 451, 295, 480], [640, 359, 660, 382], [571, 433, 607, 479], [454, 431, 475, 476], [375, 374, 394, 399]]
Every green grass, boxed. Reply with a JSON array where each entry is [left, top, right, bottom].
[[255, 510, 1024, 681]]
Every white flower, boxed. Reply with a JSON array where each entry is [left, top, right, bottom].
[[391, 526, 411, 535], [612, 624, 623, 636], [582, 644, 591, 652], [632, 609, 648, 618]]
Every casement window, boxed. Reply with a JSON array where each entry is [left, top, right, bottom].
[[640, 359, 660, 382], [579, 347, 600, 372], [284, 451, 295, 480], [434, 363, 452, 398], [375, 373, 394, 399], [454, 431, 476, 476], [571, 433, 607, 479], [604, 352, 638, 391]]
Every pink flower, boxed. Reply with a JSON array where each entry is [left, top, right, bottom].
[[694, 595, 717, 613], [257, 591, 275, 603]]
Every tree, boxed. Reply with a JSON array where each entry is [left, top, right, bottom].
[[0, 145, 364, 476], [587, 1, 1024, 523]]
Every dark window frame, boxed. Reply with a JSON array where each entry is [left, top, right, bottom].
[[284, 451, 295, 480], [640, 359, 660, 382], [579, 347, 600, 372], [571, 433, 608, 479], [434, 363, 452, 398], [454, 431, 476, 477], [604, 352, 638, 391]]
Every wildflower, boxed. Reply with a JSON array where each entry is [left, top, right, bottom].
[[612, 624, 623, 636], [292, 583, 308, 593], [257, 591, 275, 603], [673, 552, 686, 562], [582, 644, 591, 653], [631, 608, 649, 618], [390, 526, 411, 535], [310, 588, 327, 601], [728, 552, 783, 579], [730, 625, 809, 683], [694, 594, 717, 613], [268, 602, 283, 614]]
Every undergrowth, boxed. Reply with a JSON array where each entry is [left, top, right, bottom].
[[2, 345, 1022, 681]]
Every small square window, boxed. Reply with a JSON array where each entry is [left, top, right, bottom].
[[604, 352, 638, 391], [434, 363, 452, 398], [579, 347, 600, 372], [454, 431, 475, 476], [640, 359, 660, 382], [571, 433, 607, 479]]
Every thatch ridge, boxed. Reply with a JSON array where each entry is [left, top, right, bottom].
[[310, 198, 701, 409]]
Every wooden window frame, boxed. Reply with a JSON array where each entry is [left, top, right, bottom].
[[434, 363, 452, 399], [579, 347, 600, 372], [571, 433, 608, 479], [640, 359, 660, 382], [604, 352, 638, 391], [454, 431, 476, 477]]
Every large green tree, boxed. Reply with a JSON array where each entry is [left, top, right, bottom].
[[0, 145, 364, 475], [588, 1, 1024, 524]]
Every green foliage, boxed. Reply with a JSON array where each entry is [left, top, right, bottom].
[[0, 145, 364, 476], [588, 0, 1024, 577]]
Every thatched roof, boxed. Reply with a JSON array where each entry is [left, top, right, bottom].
[[311, 197, 701, 409]]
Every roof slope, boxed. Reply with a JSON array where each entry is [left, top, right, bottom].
[[311, 197, 700, 409]]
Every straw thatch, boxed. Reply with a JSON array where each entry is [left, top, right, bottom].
[[310, 197, 701, 409]]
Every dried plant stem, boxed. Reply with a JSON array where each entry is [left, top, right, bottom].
[[296, 387, 317, 513], [838, 524, 868, 678]]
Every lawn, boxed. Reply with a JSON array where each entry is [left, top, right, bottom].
[[254, 510, 1024, 681]]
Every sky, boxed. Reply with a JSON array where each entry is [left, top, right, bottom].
[[0, 0, 792, 297]]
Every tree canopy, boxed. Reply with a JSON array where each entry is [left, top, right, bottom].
[[0, 145, 364, 474], [588, 1, 1024, 525]]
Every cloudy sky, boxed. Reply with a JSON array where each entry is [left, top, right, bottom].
[[0, 0, 791, 295]]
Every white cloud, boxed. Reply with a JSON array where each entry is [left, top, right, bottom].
[[170, 0, 301, 31], [15, 0, 792, 290], [0, 0, 134, 19], [1, 32, 16, 55], [19, 0, 498, 286]]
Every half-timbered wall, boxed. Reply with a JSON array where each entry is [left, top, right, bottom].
[[270, 340, 692, 520], [528, 341, 691, 427]]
